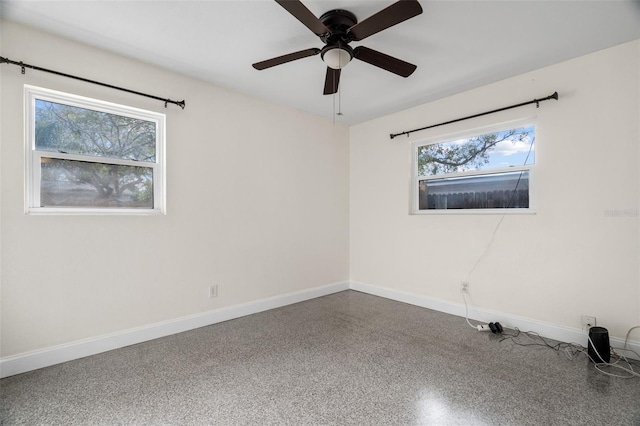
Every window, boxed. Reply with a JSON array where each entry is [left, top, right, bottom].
[[412, 121, 535, 213], [25, 86, 165, 214]]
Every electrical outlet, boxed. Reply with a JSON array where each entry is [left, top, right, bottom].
[[460, 281, 469, 294], [209, 284, 218, 298], [581, 315, 596, 330]]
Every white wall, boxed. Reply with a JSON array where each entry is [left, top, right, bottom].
[[0, 20, 349, 358], [350, 40, 640, 340]]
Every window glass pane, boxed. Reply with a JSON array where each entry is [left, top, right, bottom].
[[419, 171, 529, 210], [417, 125, 534, 177], [35, 99, 156, 162], [40, 158, 153, 208]]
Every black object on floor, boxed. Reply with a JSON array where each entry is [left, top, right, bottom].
[[588, 326, 610, 363]]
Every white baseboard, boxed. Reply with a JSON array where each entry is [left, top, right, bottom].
[[0, 281, 350, 379], [350, 280, 640, 360], [3, 280, 637, 378]]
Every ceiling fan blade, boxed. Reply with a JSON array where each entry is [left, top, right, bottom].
[[323, 67, 341, 95], [347, 0, 423, 41], [354, 46, 416, 77], [275, 0, 330, 37], [253, 48, 321, 70]]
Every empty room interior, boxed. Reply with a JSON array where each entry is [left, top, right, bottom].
[[1, 0, 640, 424]]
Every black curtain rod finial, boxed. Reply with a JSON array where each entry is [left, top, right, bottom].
[[164, 99, 185, 109], [389, 131, 410, 139]]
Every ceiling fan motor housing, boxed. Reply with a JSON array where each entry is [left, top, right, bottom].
[[319, 9, 357, 44]]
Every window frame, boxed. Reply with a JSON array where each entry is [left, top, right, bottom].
[[410, 119, 536, 215], [24, 85, 166, 215]]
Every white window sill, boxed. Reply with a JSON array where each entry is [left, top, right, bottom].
[[411, 208, 536, 215], [26, 208, 165, 216]]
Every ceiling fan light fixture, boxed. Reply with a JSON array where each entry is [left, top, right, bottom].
[[322, 45, 352, 69]]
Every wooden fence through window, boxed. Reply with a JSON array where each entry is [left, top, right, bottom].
[[419, 189, 529, 210]]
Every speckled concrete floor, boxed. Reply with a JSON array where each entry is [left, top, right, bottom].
[[1, 290, 639, 425]]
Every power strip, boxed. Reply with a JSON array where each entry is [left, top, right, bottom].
[[477, 322, 504, 333]]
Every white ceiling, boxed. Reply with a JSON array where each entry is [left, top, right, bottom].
[[2, 0, 639, 124]]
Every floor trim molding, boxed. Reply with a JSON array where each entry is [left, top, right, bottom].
[[3, 280, 637, 378], [0, 281, 350, 379], [350, 280, 640, 360]]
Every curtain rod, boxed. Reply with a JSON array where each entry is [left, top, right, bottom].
[[1, 56, 186, 109], [389, 91, 558, 140]]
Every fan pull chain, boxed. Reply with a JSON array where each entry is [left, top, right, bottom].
[[336, 64, 343, 119], [332, 91, 336, 125]]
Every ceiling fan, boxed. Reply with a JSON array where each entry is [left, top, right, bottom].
[[252, 0, 423, 95]]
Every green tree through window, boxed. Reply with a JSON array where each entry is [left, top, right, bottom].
[[35, 100, 156, 207], [417, 127, 534, 176]]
